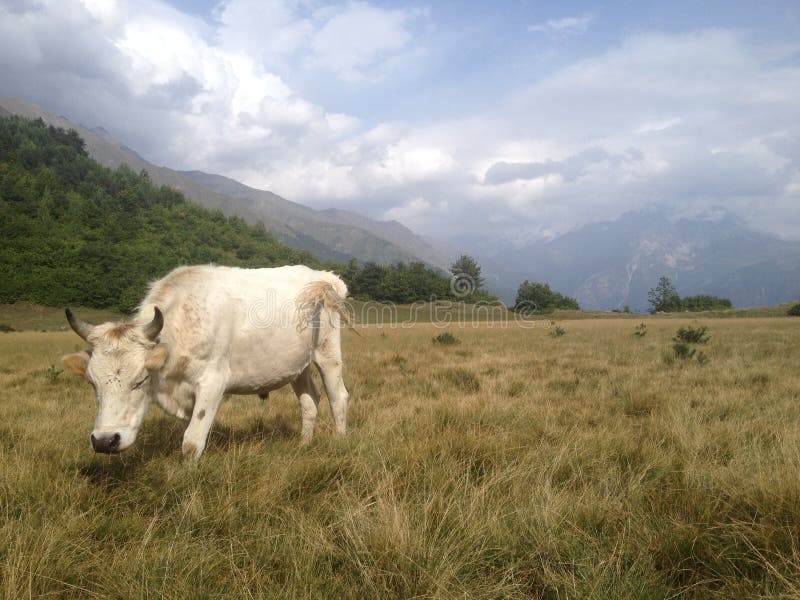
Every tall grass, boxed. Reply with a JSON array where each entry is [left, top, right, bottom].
[[1, 317, 800, 597]]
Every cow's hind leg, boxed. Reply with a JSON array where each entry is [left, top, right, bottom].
[[291, 366, 320, 445], [314, 341, 348, 435], [182, 375, 226, 460]]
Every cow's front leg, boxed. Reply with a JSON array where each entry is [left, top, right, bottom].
[[181, 376, 225, 460]]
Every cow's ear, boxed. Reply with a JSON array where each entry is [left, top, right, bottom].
[[62, 351, 90, 378], [144, 344, 168, 371]]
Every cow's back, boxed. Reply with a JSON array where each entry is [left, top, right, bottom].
[[138, 265, 346, 394]]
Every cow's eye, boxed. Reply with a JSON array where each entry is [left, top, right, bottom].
[[132, 375, 149, 390]]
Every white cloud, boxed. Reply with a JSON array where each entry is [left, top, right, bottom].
[[114, 16, 208, 93], [214, 0, 314, 61], [356, 30, 800, 239], [635, 117, 683, 134], [381, 143, 455, 183], [0, 3, 798, 244], [383, 196, 431, 223], [211, 0, 428, 82], [528, 14, 593, 36], [306, 2, 428, 81]]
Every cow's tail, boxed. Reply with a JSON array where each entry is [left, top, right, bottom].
[[295, 276, 357, 333]]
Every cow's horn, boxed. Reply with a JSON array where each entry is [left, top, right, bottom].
[[65, 308, 93, 341], [143, 306, 164, 340]]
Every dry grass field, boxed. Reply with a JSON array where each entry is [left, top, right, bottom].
[[2, 317, 800, 598]]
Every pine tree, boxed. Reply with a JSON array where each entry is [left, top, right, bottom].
[[449, 255, 484, 290], [647, 276, 681, 313]]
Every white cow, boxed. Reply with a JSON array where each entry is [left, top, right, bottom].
[[61, 265, 350, 459]]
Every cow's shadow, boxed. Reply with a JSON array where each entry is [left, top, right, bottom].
[[73, 414, 297, 486], [207, 414, 296, 450]]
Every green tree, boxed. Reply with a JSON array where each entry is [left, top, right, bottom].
[[355, 262, 386, 300], [449, 254, 484, 291], [514, 280, 579, 313], [647, 276, 681, 313]]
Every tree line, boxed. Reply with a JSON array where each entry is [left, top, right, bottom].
[[0, 116, 462, 312], [514, 280, 580, 312], [647, 276, 732, 313]]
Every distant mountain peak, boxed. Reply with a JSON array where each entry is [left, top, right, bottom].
[[480, 208, 800, 310]]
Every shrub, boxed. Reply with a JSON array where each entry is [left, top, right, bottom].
[[44, 365, 63, 383], [671, 342, 709, 365], [633, 323, 647, 338], [0, 323, 14, 333], [672, 342, 696, 360], [788, 303, 800, 316], [432, 332, 460, 345], [674, 325, 709, 344], [550, 326, 566, 338]]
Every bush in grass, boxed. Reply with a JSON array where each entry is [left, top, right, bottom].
[[788, 303, 800, 316], [672, 342, 695, 360], [550, 326, 566, 338], [432, 332, 460, 345], [671, 342, 709, 365], [44, 365, 63, 383], [674, 325, 709, 344], [634, 323, 647, 338], [0, 324, 14, 333]]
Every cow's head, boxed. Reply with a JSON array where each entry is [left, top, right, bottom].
[[62, 307, 168, 453]]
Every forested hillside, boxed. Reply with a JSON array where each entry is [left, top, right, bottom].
[[0, 116, 319, 311], [0, 117, 460, 311], [0, 98, 452, 271]]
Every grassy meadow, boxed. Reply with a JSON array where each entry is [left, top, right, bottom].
[[2, 316, 800, 598]]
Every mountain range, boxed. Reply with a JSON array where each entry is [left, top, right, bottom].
[[475, 209, 800, 311], [2, 97, 798, 311]]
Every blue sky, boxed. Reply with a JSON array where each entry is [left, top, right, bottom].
[[1, 0, 799, 243], [166, 0, 800, 122]]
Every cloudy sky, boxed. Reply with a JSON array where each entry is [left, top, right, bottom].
[[1, 0, 799, 243]]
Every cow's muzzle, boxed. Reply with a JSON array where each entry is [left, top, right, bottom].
[[91, 432, 121, 453]]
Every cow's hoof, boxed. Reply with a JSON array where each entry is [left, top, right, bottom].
[[181, 442, 198, 460]]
